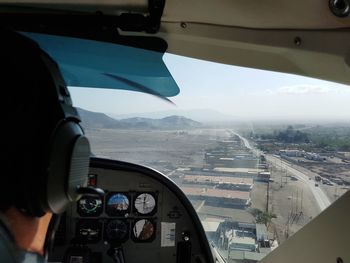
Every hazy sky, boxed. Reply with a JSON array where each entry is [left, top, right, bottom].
[[69, 53, 350, 121]]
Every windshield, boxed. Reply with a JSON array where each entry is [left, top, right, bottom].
[[69, 52, 350, 263]]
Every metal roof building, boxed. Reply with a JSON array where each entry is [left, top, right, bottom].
[[182, 187, 251, 207], [183, 175, 253, 191]]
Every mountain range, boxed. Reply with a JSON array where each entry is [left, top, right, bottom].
[[77, 108, 202, 129], [107, 109, 237, 123]]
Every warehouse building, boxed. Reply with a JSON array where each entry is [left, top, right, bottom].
[[215, 221, 278, 262], [182, 175, 253, 191], [182, 187, 251, 207]]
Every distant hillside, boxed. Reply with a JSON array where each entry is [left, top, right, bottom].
[[77, 108, 201, 129], [77, 108, 121, 129], [160, 116, 201, 128], [108, 109, 237, 122]]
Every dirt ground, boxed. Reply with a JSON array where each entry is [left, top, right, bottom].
[[250, 166, 320, 244], [319, 184, 349, 202], [85, 128, 228, 173]]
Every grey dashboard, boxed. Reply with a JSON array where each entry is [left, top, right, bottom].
[[48, 157, 213, 263]]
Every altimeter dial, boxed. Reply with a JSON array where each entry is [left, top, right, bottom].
[[134, 193, 156, 215]]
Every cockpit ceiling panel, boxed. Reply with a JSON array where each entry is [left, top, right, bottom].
[[0, 0, 350, 29]]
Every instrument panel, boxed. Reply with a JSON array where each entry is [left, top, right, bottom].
[[75, 192, 158, 244], [48, 158, 213, 263]]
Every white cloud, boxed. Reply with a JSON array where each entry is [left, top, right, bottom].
[[276, 84, 332, 95], [275, 84, 350, 95]]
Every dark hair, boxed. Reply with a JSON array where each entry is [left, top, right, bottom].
[[0, 30, 63, 212]]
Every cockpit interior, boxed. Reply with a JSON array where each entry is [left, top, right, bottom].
[[48, 158, 214, 263], [0, 1, 350, 263]]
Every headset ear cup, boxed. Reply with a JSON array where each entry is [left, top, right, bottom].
[[44, 122, 90, 215]]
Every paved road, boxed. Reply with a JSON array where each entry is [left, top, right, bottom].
[[266, 155, 331, 211], [234, 132, 331, 211], [233, 132, 253, 150]]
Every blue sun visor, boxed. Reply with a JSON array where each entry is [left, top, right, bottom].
[[21, 32, 180, 98]]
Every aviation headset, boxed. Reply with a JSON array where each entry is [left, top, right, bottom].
[[1, 30, 91, 217]]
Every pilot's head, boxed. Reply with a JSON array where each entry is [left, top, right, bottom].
[[0, 30, 90, 217]]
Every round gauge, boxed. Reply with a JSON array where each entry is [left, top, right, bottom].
[[106, 193, 130, 216], [104, 219, 129, 242], [134, 193, 156, 215], [77, 196, 103, 217], [132, 219, 155, 242], [76, 220, 102, 243]]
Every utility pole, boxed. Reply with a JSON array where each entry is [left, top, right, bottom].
[[280, 171, 283, 188], [266, 181, 270, 213], [300, 190, 303, 214], [285, 169, 288, 184], [291, 192, 294, 216], [296, 190, 299, 214]]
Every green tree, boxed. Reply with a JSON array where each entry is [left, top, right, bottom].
[[251, 208, 277, 228]]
